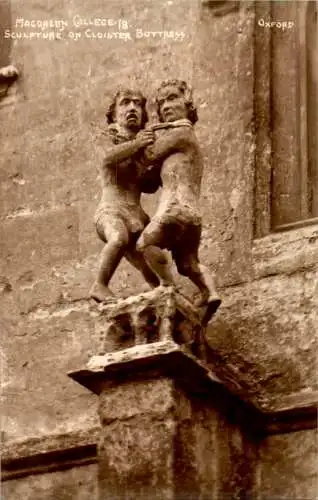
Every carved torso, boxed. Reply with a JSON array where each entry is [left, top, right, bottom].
[[148, 123, 204, 224], [94, 133, 148, 233], [99, 157, 141, 207], [94, 132, 161, 233]]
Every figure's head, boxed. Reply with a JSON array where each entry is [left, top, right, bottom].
[[155, 80, 198, 124], [106, 89, 148, 132]]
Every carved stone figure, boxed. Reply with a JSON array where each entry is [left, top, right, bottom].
[[90, 89, 173, 303], [136, 80, 221, 318]]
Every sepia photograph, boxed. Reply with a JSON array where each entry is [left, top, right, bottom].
[[1, 0, 317, 498]]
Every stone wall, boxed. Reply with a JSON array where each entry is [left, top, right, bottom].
[[2, 464, 98, 500], [1, 0, 317, 497], [258, 429, 317, 499], [96, 376, 258, 500], [1, 0, 203, 444]]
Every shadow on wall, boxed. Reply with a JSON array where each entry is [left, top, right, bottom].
[[204, 312, 306, 404]]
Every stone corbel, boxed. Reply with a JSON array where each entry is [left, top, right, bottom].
[[0, 65, 19, 99]]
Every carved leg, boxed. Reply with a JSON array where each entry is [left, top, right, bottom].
[[142, 246, 174, 286], [136, 220, 174, 286], [90, 225, 129, 302], [124, 247, 160, 288], [197, 264, 220, 307], [176, 255, 221, 318]]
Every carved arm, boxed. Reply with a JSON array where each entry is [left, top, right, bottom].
[[102, 140, 144, 170], [143, 128, 192, 166]]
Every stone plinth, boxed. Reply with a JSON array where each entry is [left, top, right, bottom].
[[69, 288, 258, 499], [69, 340, 222, 396], [92, 286, 211, 357]]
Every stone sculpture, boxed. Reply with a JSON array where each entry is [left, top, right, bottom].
[[91, 82, 220, 325], [78, 82, 222, 398], [90, 89, 173, 303], [137, 80, 221, 319]]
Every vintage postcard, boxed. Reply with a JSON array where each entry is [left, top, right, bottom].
[[1, 1, 317, 498]]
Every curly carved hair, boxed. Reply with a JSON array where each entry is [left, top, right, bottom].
[[155, 80, 198, 124], [105, 89, 149, 128]]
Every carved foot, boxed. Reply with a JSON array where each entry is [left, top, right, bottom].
[[195, 293, 221, 324], [89, 282, 116, 304]]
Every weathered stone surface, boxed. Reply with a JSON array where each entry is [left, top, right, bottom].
[[215, 412, 257, 499], [98, 378, 176, 499], [193, 0, 255, 287], [206, 267, 318, 410], [90, 287, 209, 355], [96, 375, 258, 500], [0, 207, 80, 279], [1, 4, 317, 499], [2, 307, 99, 442], [258, 429, 317, 499], [2, 464, 98, 500], [2, 427, 99, 465], [0, 253, 152, 320], [252, 224, 318, 279], [71, 336, 233, 402], [1, 0, 204, 451]]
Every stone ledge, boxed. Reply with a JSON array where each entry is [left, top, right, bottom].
[[68, 340, 231, 394], [69, 341, 317, 432], [72, 340, 283, 438], [68, 340, 264, 442], [263, 404, 317, 435], [1, 427, 99, 481], [69, 341, 224, 396], [252, 222, 318, 279], [259, 390, 318, 414], [2, 404, 316, 482]]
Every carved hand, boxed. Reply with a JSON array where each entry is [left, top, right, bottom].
[[135, 130, 155, 149]]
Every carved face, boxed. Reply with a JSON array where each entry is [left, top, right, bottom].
[[157, 85, 188, 122], [114, 92, 144, 131]]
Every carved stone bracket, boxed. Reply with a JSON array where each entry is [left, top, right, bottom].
[[68, 286, 220, 394], [93, 286, 206, 356], [0, 65, 19, 99]]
